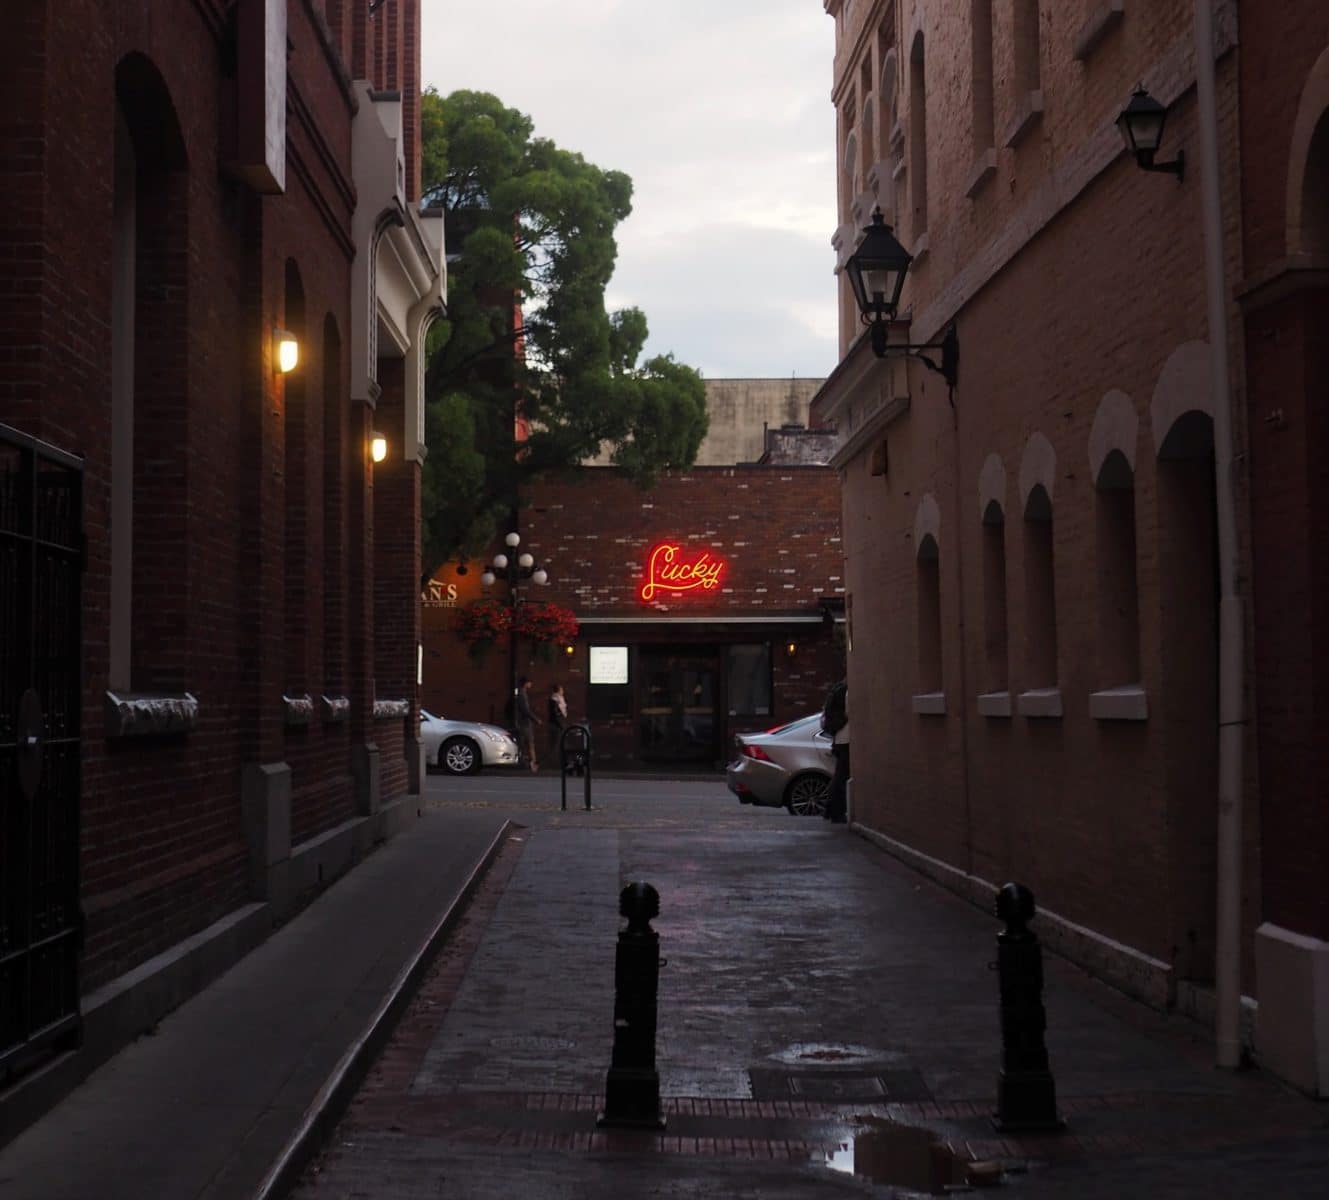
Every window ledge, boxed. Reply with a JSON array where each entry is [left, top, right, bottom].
[[964, 148, 998, 199], [321, 694, 351, 723], [283, 693, 314, 727], [373, 698, 410, 720], [1017, 687, 1063, 718], [1073, 0, 1125, 62], [1003, 90, 1044, 148], [910, 231, 929, 265], [912, 691, 947, 716], [889, 119, 905, 152], [977, 691, 1012, 718], [1089, 684, 1148, 721], [105, 690, 199, 738], [891, 156, 908, 182]]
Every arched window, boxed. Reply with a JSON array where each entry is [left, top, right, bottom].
[[1095, 450, 1140, 688], [843, 128, 860, 221], [879, 50, 899, 221], [982, 500, 1009, 695], [1013, 0, 1043, 96], [1022, 484, 1057, 690], [112, 54, 189, 693], [917, 534, 943, 696], [909, 32, 929, 239], [283, 260, 309, 695], [971, 0, 995, 154], [322, 316, 345, 695]]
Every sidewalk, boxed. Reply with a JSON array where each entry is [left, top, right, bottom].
[[290, 817, 1329, 1198], [0, 809, 513, 1200]]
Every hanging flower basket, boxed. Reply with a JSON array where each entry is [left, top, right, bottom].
[[457, 599, 514, 661], [512, 600, 579, 645]]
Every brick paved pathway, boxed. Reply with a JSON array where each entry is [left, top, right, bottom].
[[293, 785, 1328, 1198]]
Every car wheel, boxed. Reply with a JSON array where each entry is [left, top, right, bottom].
[[785, 772, 830, 817], [440, 737, 481, 776]]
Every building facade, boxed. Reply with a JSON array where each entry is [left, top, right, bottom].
[[814, 0, 1284, 1074], [1235, 2, 1329, 1096], [0, 0, 441, 1111], [422, 468, 844, 773]]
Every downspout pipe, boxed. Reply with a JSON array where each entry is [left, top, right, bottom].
[[1195, 0, 1245, 1070]]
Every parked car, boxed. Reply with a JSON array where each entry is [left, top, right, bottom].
[[420, 709, 520, 775], [726, 713, 833, 815]]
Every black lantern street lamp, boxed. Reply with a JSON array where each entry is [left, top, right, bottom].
[[844, 208, 959, 389], [482, 531, 550, 698], [1116, 85, 1185, 180]]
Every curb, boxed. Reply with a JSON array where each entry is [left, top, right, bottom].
[[252, 819, 518, 1200]]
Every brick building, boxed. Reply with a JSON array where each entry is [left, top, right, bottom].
[[813, 0, 1282, 1073], [422, 389, 845, 771], [0, 0, 441, 1111], [1235, 3, 1329, 1096]]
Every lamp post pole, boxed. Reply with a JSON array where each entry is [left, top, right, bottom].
[[481, 530, 549, 711]]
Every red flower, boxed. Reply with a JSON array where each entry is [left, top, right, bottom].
[[457, 599, 514, 644], [512, 600, 579, 644]]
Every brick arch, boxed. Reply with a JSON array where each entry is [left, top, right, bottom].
[[115, 52, 188, 170], [1089, 389, 1139, 485], [1150, 341, 1213, 458], [1286, 45, 1329, 256], [1017, 431, 1056, 515], [977, 452, 1006, 522], [914, 492, 941, 556]]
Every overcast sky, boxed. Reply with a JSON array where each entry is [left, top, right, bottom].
[[420, 1, 838, 382]]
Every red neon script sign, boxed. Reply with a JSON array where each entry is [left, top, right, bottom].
[[639, 543, 726, 602]]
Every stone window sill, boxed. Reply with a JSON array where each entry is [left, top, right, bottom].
[[373, 698, 410, 720], [321, 694, 351, 723], [283, 693, 314, 727], [1073, 0, 1124, 62], [1089, 684, 1148, 721], [891, 156, 908, 182], [1003, 90, 1044, 149], [977, 691, 1012, 718], [910, 232, 929, 265], [1017, 687, 1063, 719], [912, 691, 946, 716], [964, 148, 997, 199], [105, 691, 199, 738]]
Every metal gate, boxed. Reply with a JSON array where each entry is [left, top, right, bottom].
[[0, 421, 82, 1078]]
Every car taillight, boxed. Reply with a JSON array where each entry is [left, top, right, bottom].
[[742, 743, 774, 762]]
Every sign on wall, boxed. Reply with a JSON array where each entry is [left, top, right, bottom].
[[589, 645, 629, 685], [638, 542, 727, 602]]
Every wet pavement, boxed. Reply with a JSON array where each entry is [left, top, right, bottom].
[[290, 773, 1329, 1198]]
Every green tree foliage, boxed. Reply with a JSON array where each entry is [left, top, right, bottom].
[[420, 88, 708, 573]]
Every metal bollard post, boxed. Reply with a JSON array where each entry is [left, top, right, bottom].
[[991, 882, 1064, 1132], [559, 723, 592, 812], [597, 882, 665, 1129]]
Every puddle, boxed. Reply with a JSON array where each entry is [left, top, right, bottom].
[[770, 1042, 893, 1066], [824, 1119, 988, 1194]]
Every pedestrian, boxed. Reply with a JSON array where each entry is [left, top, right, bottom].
[[547, 681, 568, 758], [514, 676, 541, 772], [821, 679, 849, 823]]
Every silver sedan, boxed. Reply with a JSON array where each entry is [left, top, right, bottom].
[[420, 710, 520, 775], [726, 714, 834, 816]]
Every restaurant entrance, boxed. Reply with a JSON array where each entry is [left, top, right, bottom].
[[638, 646, 720, 763]]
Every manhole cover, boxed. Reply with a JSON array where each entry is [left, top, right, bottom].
[[488, 1035, 576, 1053]]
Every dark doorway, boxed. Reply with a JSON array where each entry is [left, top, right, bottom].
[[638, 647, 720, 763], [1, 423, 83, 1079]]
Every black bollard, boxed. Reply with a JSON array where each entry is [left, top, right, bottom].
[[597, 882, 665, 1129], [991, 882, 1064, 1132]]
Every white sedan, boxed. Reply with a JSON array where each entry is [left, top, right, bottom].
[[420, 709, 520, 775]]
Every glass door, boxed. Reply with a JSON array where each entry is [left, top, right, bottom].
[[638, 648, 719, 762]]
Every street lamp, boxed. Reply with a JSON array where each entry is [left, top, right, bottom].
[[844, 208, 959, 388], [482, 531, 550, 696], [1116, 85, 1185, 181]]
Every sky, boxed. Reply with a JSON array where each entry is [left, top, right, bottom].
[[419, 0, 839, 382]]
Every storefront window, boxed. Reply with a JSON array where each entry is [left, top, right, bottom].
[[589, 644, 632, 719], [727, 644, 772, 716]]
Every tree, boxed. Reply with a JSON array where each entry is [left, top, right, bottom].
[[420, 89, 708, 573]]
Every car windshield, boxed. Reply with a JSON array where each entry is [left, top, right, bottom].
[[421, 710, 439, 723]]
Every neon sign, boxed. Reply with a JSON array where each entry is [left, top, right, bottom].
[[639, 542, 726, 602]]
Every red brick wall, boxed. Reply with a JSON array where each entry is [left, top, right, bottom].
[[826, 0, 1256, 987], [0, 0, 413, 992], [422, 467, 847, 767]]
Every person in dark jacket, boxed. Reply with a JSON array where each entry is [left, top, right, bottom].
[[821, 680, 850, 823], [514, 676, 541, 771]]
